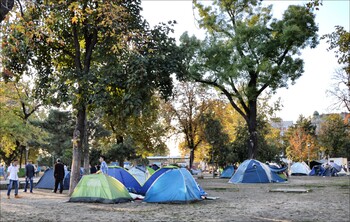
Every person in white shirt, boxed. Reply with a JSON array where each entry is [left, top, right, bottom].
[[7, 159, 21, 199]]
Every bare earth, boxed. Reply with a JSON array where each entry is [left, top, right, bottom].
[[0, 175, 349, 222]]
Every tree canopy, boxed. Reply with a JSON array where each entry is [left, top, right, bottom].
[[1, 0, 182, 193], [179, 0, 318, 158]]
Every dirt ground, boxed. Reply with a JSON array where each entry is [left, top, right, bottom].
[[0, 175, 349, 222]]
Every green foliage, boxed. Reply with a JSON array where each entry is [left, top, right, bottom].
[[318, 114, 350, 158], [1, 1, 182, 192], [228, 116, 281, 163], [32, 109, 75, 159], [18, 168, 25, 177], [322, 26, 350, 75], [0, 81, 44, 165], [180, 0, 319, 158], [105, 137, 137, 166], [97, 94, 170, 160], [201, 112, 230, 167], [89, 147, 102, 166], [322, 26, 350, 111]]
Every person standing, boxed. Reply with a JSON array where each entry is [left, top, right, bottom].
[[24, 160, 36, 193], [7, 159, 21, 199], [90, 164, 97, 174], [99, 155, 108, 174], [0, 164, 6, 180], [53, 158, 65, 194]]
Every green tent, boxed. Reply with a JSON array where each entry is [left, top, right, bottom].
[[146, 166, 155, 175], [69, 174, 132, 204]]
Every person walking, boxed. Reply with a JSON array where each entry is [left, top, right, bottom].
[[24, 160, 36, 193], [53, 158, 65, 194], [7, 159, 21, 199], [99, 155, 108, 174]]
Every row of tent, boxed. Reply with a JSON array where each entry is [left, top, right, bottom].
[[35, 165, 154, 191], [283, 160, 346, 176], [219, 159, 347, 181], [36, 159, 288, 193], [36, 166, 207, 204], [34, 159, 346, 204], [70, 167, 206, 204]]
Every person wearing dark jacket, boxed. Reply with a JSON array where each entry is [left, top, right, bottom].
[[53, 159, 65, 194], [24, 160, 35, 193]]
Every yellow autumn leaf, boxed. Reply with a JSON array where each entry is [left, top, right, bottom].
[[72, 16, 78, 24]]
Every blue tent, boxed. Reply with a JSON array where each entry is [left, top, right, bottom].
[[143, 168, 204, 203], [138, 166, 175, 196], [220, 166, 235, 178], [309, 165, 322, 176], [229, 159, 286, 183], [268, 166, 288, 173], [35, 168, 70, 189], [107, 166, 142, 193]]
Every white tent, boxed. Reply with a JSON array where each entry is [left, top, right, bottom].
[[291, 162, 311, 175], [128, 166, 151, 185]]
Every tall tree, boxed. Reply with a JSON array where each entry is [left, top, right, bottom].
[[180, 0, 318, 159], [201, 112, 230, 168], [318, 114, 350, 158], [166, 81, 212, 169], [285, 115, 318, 163], [322, 26, 350, 111], [1, 0, 180, 193], [0, 81, 42, 166]]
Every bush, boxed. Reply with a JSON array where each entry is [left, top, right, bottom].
[[18, 168, 26, 177]]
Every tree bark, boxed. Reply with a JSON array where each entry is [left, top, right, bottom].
[[69, 105, 86, 195], [83, 115, 89, 175], [247, 100, 258, 159], [117, 136, 124, 168], [0, 0, 15, 23]]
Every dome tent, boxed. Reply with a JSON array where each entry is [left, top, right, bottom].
[[138, 166, 176, 196], [291, 162, 311, 175], [128, 165, 153, 185], [220, 165, 235, 178], [229, 159, 286, 183], [69, 174, 132, 204], [107, 166, 142, 194], [35, 168, 70, 190], [143, 168, 204, 203]]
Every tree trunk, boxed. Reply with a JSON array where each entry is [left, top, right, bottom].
[[189, 148, 194, 170], [83, 115, 89, 175], [117, 136, 124, 168], [69, 105, 86, 195], [0, 0, 15, 23], [19, 144, 24, 169], [247, 101, 258, 159]]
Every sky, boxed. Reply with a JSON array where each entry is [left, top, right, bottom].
[[141, 0, 350, 124]]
